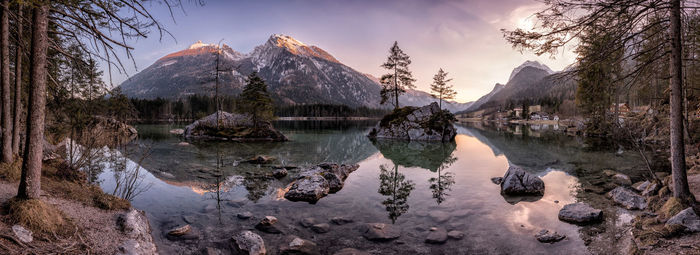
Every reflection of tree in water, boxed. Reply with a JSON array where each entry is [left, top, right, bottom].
[[243, 173, 270, 202], [110, 144, 154, 201], [372, 140, 457, 172], [428, 152, 457, 204], [378, 163, 415, 223]]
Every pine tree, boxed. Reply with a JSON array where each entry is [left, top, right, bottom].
[[0, 0, 12, 163], [429, 68, 456, 110], [380, 41, 415, 110], [239, 72, 273, 128]]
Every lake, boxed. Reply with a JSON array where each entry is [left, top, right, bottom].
[[94, 121, 648, 254]]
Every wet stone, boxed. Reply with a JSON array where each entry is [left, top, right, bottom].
[[558, 203, 603, 224], [256, 216, 283, 234], [182, 215, 195, 224], [167, 224, 191, 237], [330, 216, 354, 225], [490, 177, 503, 185], [300, 217, 316, 228], [333, 248, 371, 255], [429, 211, 451, 223], [425, 227, 448, 244], [535, 229, 565, 243], [311, 223, 330, 233], [607, 187, 647, 210], [237, 211, 253, 220], [280, 236, 319, 255], [362, 223, 401, 242], [231, 230, 266, 255], [447, 230, 464, 240]]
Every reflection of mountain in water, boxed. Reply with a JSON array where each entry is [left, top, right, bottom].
[[371, 139, 457, 172], [458, 123, 646, 176]]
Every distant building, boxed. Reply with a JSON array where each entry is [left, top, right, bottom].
[[529, 105, 542, 113], [514, 107, 523, 117]]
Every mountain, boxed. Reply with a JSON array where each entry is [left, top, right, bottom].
[[462, 60, 572, 113], [398, 89, 473, 113], [120, 35, 382, 108], [120, 34, 473, 112]]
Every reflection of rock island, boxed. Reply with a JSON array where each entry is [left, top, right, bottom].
[[371, 139, 456, 172]]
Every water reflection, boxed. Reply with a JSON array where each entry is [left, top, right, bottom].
[[371, 139, 457, 172], [378, 163, 415, 223], [428, 161, 456, 205]]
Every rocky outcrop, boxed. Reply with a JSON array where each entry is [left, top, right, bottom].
[[558, 203, 603, 224], [665, 207, 700, 233], [607, 187, 647, 210], [500, 166, 545, 195], [284, 163, 359, 203], [115, 209, 157, 255], [183, 111, 287, 141], [368, 103, 456, 142]]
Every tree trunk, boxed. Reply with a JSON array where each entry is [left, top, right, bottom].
[[0, 0, 11, 163], [669, 0, 691, 200], [12, 6, 22, 156], [17, 4, 48, 200], [394, 66, 399, 110]]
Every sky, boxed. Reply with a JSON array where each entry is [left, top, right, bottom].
[[105, 0, 577, 103]]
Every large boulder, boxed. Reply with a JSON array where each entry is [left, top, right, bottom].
[[362, 223, 401, 242], [500, 166, 545, 195], [607, 187, 647, 210], [558, 203, 603, 224], [284, 164, 359, 203], [368, 102, 456, 142], [183, 111, 287, 141]]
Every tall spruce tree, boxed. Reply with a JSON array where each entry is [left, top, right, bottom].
[[239, 72, 273, 128], [380, 41, 415, 110], [429, 68, 456, 110], [0, 0, 12, 163]]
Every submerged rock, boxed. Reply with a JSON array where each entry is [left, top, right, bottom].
[[490, 177, 503, 185], [245, 155, 275, 164], [167, 224, 191, 237], [183, 111, 287, 141], [607, 187, 647, 210], [311, 223, 330, 233], [558, 203, 603, 224], [500, 166, 545, 195], [284, 164, 359, 203], [231, 230, 266, 255], [425, 227, 448, 244], [169, 128, 184, 135], [11, 225, 32, 243], [665, 207, 700, 233], [535, 229, 566, 243], [237, 211, 253, 220], [362, 223, 401, 241], [368, 102, 456, 142], [330, 216, 354, 225], [272, 168, 288, 179], [447, 230, 464, 240], [300, 217, 316, 228]]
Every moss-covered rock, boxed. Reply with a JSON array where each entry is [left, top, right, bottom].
[[369, 103, 456, 142]]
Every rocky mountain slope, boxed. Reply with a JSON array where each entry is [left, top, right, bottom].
[[119, 34, 473, 112]]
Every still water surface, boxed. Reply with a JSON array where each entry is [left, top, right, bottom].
[[96, 121, 647, 254]]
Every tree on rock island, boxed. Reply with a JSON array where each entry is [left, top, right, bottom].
[[239, 72, 274, 128], [380, 41, 415, 110], [429, 68, 456, 110]]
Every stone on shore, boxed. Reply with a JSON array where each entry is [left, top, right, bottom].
[[612, 174, 632, 186], [116, 209, 157, 255], [500, 166, 545, 195], [11, 225, 32, 243], [558, 203, 603, 224], [231, 230, 266, 255], [607, 187, 647, 210], [665, 207, 700, 233]]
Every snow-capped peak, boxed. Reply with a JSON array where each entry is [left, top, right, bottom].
[[269, 34, 307, 49], [188, 40, 217, 49], [508, 60, 554, 81]]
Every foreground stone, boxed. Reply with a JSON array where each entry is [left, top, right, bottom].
[[167, 224, 191, 236], [330, 216, 353, 225], [311, 223, 330, 233], [284, 164, 359, 203], [500, 166, 545, 195], [665, 207, 700, 233], [425, 227, 448, 244], [333, 248, 371, 255], [362, 223, 401, 241], [256, 216, 282, 234], [280, 236, 319, 255], [237, 211, 253, 219], [11, 225, 32, 243], [447, 230, 464, 240], [607, 187, 647, 210], [232, 231, 266, 255], [367, 102, 456, 141], [535, 229, 566, 243], [183, 111, 287, 141], [116, 209, 157, 255], [558, 203, 603, 224]]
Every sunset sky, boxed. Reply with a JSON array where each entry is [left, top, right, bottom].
[[108, 0, 577, 103]]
